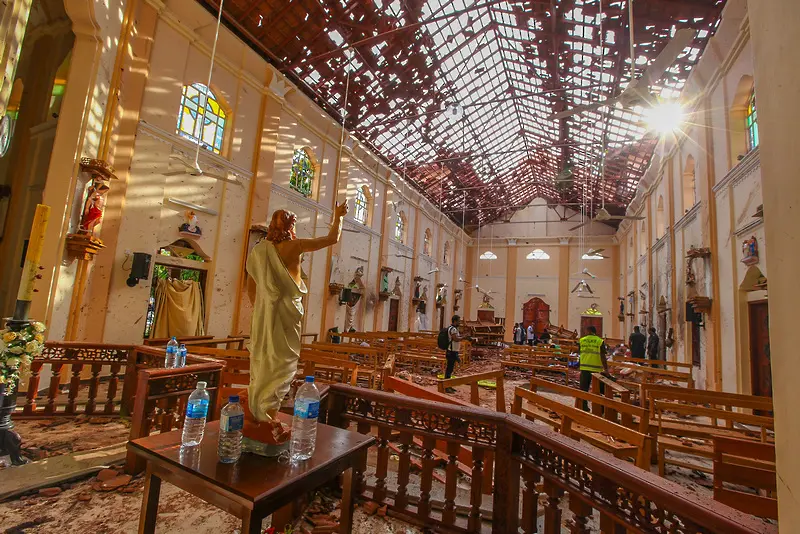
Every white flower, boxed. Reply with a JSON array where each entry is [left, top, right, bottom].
[[5, 357, 19, 368], [9, 346, 23, 354], [25, 341, 39, 354], [32, 322, 46, 333]]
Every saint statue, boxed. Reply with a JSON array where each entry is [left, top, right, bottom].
[[245, 201, 348, 447], [79, 180, 110, 235]]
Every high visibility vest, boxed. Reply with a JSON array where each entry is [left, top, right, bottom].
[[579, 335, 604, 372]]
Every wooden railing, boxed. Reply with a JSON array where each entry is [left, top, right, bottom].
[[325, 384, 776, 534], [18, 342, 135, 417], [125, 361, 224, 474]]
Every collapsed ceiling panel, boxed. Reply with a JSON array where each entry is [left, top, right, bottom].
[[203, 0, 726, 227]]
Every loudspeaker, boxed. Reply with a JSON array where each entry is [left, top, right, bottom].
[[126, 252, 152, 287], [685, 302, 701, 324]]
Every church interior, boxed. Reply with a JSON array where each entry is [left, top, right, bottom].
[[0, 0, 795, 532]]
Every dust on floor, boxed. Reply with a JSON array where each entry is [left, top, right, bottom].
[[9, 416, 130, 463]]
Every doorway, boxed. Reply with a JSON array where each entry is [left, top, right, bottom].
[[388, 299, 399, 331], [580, 316, 603, 337], [748, 300, 772, 398]]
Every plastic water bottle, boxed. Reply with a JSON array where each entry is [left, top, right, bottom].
[[181, 381, 210, 446], [218, 395, 244, 463], [165, 337, 179, 368], [176, 344, 188, 368], [290, 376, 320, 461]]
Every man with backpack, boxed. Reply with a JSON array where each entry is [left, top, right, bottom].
[[438, 315, 463, 392]]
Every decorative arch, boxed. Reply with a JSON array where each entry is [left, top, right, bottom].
[[656, 195, 665, 238], [176, 82, 229, 155], [729, 75, 757, 163], [423, 228, 432, 256], [290, 147, 317, 197], [353, 184, 371, 225]]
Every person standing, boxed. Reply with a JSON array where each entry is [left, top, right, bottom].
[[513, 323, 522, 345], [444, 315, 463, 392], [578, 326, 608, 410], [647, 327, 660, 362], [628, 326, 647, 360], [526, 323, 536, 346]]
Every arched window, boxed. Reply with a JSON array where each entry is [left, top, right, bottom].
[[746, 91, 759, 152], [423, 229, 432, 256], [656, 195, 665, 238], [683, 155, 696, 213], [480, 250, 497, 260], [395, 211, 406, 243], [176, 83, 227, 154], [290, 148, 315, 197], [443, 241, 451, 266], [353, 185, 369, 224], [526, 249, 550, 260]]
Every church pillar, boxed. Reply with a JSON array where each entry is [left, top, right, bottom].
[[406, 208, 421, 331], [557, 241, 569, 327], [464, 245, 475, 319], [748, 0, 800, 525], [611, 244, 620, 339], [504, 241, 518, 342]]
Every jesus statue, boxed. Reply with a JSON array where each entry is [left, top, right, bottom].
[[244, 201, 348, 447]]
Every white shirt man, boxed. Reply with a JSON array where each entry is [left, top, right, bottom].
[[527, 324, 535, 346]]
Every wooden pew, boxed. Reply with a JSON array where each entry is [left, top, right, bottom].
[[512, 385, 651, 468], [142, 335, 213, 346], [610, 361, 695, 388], [437, 369, 506, 412], [501, 359, 572, 387], [302, 342, 385, 388], [610, 355, 693, 371], [713, 436, 777, 519]]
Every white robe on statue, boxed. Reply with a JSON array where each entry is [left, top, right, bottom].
[[246, 240, 307, 421]]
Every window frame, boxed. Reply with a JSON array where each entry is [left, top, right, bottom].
[[354, 186, 369, 225], [745, 91, 759, 152], [289, 148, 316, 198], [176, 83, 227, 155]]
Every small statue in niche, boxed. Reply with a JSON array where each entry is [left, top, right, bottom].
[[79, 179, 111, 235], [686, 258, 696, 285], [741, 236, 759, 266], [349, 266, 365, 289], [665, 327, 675, 349], [380, 270, 390, 293], [618, 297, 625, 321], [414, 280, 421, 300], [420, 286, 428, 302], [392, 276, 402, 296], [453, 289, 462, 311], [436, 285, 447, 306], [179, 210, 202, 237]]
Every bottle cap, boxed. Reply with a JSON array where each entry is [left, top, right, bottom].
[[229, 395, 239, 403], [197, 381, 207, 389], [305, 376, 314, 383]]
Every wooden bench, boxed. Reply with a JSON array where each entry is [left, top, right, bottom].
[[512, 385, 651, 468], [653, 399, 774, 476], [142, 335, 213, 346], [302, 343, 386, 388], [610, 355, 694, 371], [610, 361, 695, 388], [501, 359, 572, 387], [437, 370, 506, 412], [713, 436, 777, 519]]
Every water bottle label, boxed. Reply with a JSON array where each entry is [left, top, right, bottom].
[[221, 413, 244, 432], [186, 399, 209, 419], [294, 400, 319, 419]]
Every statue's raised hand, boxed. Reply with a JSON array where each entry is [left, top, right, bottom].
[[335, 200, 349, 218]]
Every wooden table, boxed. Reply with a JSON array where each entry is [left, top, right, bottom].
[[128, 417, 375, 534]]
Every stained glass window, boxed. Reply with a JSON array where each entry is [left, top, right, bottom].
[[395, 212, 406, 243], [354, 187, 368, 224], [290, 148, 315, 197], [746, 91, 759, 152], [176, 83, 226, 154]]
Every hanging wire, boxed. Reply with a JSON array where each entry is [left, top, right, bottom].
[[194, 0, 225, 169]]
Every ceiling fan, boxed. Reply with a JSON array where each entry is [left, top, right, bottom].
[[571, 280, 595, 294], [569, 206, 644, 231], [572, 267, 597, 279], [585, 248, 609, 259], [548, 22, 696, 121]]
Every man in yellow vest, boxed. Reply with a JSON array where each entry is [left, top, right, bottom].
[[578, 326, 608, 410]]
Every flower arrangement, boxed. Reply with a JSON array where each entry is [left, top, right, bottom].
[[0, 322, 45, 394]]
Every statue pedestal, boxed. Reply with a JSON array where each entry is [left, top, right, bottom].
[[239, 392, 291, 457]]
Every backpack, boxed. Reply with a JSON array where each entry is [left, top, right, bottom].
[[437, 327, 452, 351]]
